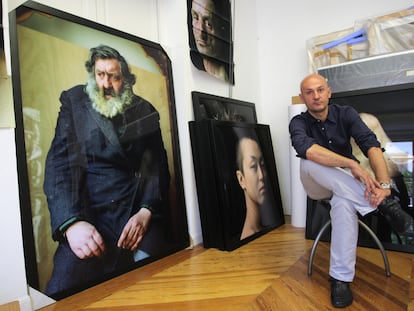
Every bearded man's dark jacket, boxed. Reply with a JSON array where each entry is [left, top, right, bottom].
[[43, 85, 170, 297]]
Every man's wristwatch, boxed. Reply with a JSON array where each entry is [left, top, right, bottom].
[[380, 182, 391, 190]]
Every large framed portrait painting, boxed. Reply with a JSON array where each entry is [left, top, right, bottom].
[[10, 1, 189, 299]]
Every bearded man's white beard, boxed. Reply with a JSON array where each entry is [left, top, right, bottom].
[[85, 77, 134, 118]]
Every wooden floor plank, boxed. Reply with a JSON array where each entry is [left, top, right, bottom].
[[39, 221, 414, 311], [39, 245, 207, 311], [0, 301, 20, 311], [411, 258, 414, 300], [249, 240, 411, 310]]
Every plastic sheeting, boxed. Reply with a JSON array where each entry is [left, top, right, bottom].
[[307, 6, 414, 73]]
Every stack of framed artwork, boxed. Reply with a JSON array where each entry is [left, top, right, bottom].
[[189, 92, 285, 251]]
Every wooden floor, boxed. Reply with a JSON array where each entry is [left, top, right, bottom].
[[39, 217, 414, 310]]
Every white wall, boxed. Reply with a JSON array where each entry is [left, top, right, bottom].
[[1, 0, 411, 309], [0, 129, 31, 309]]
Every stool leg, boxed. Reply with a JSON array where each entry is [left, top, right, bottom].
[[308, 220, 331, 276], [358, 219, 391, 277]]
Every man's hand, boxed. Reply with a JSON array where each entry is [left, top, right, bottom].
[[370, 187, 392, 207], [117, 208, 152, 251], [349, 162, 392, 207], [65, 221, 106, 259], [349, 163, 382, 206]]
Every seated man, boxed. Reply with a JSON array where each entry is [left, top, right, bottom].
[[289, 74, 412, 308]]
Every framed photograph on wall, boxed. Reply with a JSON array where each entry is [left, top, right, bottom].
[[187, 0, 234, 83], [189, 120, 284, 250], [192, 91, 257, 123], [10, 1, 189, 299]]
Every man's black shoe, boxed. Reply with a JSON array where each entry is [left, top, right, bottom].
[[329, 277, 353, 308], [378, 198, 412, 234]]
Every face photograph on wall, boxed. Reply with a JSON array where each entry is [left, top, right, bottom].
[[187, 0, 234, 83], [11, 2, 188, 300]]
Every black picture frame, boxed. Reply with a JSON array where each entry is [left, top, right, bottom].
[[189, 120, 284, 251], [10, 1, 189, 299], [192, 91, 257, 123]]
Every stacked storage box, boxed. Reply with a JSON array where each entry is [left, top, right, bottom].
[[307, 6, 414, 73]]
